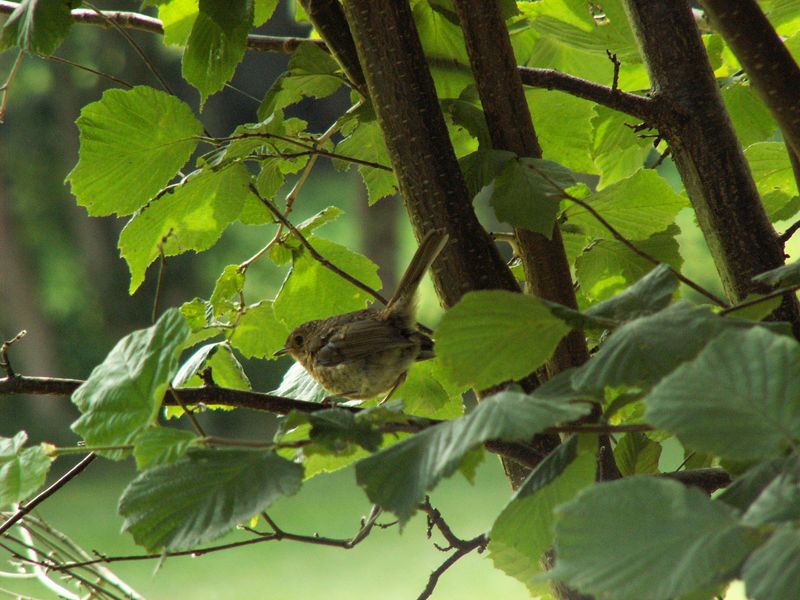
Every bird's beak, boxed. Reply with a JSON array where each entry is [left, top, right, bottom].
[[274, 347, 289, 357]]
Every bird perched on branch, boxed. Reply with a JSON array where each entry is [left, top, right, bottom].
[[275, 230, 448, 401]]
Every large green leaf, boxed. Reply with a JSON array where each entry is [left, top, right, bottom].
[[335, 109, 397, 204], [132, 427, 199, 470], [742, 526, 800, 600], [592, 105, 652, 188], [613, 431, 661, 476], [583, 263, 678, 322], [645, 328, 800, 461], [229, 301, 289, 359], [489, 157, 576, 237], [356, 390, 590, 522], [272, 236, 381, 330], [525, 89, 596, 173], [550, 477, 759, 600], [160, 0, 198, 46], [259, 42, 344, 116], [752, 259, 800, 288], [119, 448, 303, 551], [742, 473, 800, 527], [71, 310, 190, 459], [571, 302, 785, 395], [718, 457, 795, 512], [119, 164, 251, 293], [67, 86, 203, 216], [436, 290, 572, 390], [564, 170, 686, 241], [183, 0, 252, 103], [723, 83, 777, 148], [488, 437, 595, 594], [576, 229, 681, 303], [172, 341, 250, 390], [0, 0, 73, 55], [0, 432, 53, 509], [745, 142, 799, 199], [459, 149, 516, 198]]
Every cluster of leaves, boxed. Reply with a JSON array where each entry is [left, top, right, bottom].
[[2, 1, 800, 599]]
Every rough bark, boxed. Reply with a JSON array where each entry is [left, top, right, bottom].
[[700, 0, 800, 158], [452, 0, 590, 378], [339, 0, 520, 308], [623, 0, 800, 333]]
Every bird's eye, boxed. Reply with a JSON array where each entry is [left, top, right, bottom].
[[293, 334, 304, 346]]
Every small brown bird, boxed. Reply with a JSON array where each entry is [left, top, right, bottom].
[[276, 230, 448, 401]]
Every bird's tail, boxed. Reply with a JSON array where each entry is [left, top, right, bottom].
[[383, 229, 448, 319]]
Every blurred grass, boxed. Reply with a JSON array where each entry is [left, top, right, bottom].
[[5, 455, 530, 599]]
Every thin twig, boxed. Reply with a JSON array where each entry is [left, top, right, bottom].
[[239, 101, 365, 273], [606, 50, 621, 92], [779, 217, 800, 245], [169, 387, 206, 437], [249, 184, 389, 305], [556, 184, 728, 306], [0, 2, 327, 55], [84, 2, 174, 95], [417, 541, 485, 600], [0, 49, 24, 123], [151, 237, 169, 323], [0, 330, 26, 378], [46, 55, 134, 89], [719, 283, 800, 316], [0, 453, 95, 536]]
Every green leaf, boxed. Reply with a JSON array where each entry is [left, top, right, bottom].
[[259, 42, 344, 116], [71, 309, 190, 459], [564, 170, 686, 240], [584, 263, 678, 322], [356, 390, 590, 522], [742, 473, 800, 526], [183, 0, 252, 103], [335, 107, 397, 203], [550, 477, 759, 600], [308, 409, 383, 453], [272, 362, 327, 402], [394, 360, 464, 419], [119, 448, 303, 551], [229, 301, 289, 359], [571, 302, 780, 395], [745, 142, 799, 200], [0, 0, 73, 55], [646, 328, 800, 461], [525, 89, 596, 173], [436, 290, 572, 390], [209, 264, 245, 319], [718, 457, 794, 512], [488, 437, 595, 594], [173, 342, 250, 391], [273, 236, 381, 330], [723, 83, 777, 148], [613, 431, 661, 476], [160, 0, 198, 46], [753, 259, 800, 288], [67, 86, 203, 216], [575, 227, 682, 302], [0, 432, 53, 509], [119, 164, 251, 293], [133, 427, 199, 469], [459, 149, 516, 198], [592, 105, 652, 188], [180, 298, 223, 346], [253, 0, 279, 26], [489, 157, 576, 237], [742, 527, 800, 600]]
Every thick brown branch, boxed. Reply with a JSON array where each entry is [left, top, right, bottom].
[[622, 0, 800, 334], [700, 0, 800, 158], [660, 467, 731, 495], [518, 66, 658, 122], [0, 1, 325, 54]]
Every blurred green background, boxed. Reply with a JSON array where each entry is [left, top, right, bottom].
[[0, 2, 772, 598]]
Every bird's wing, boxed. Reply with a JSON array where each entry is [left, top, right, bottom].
[[314, 319, 416, 366]]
